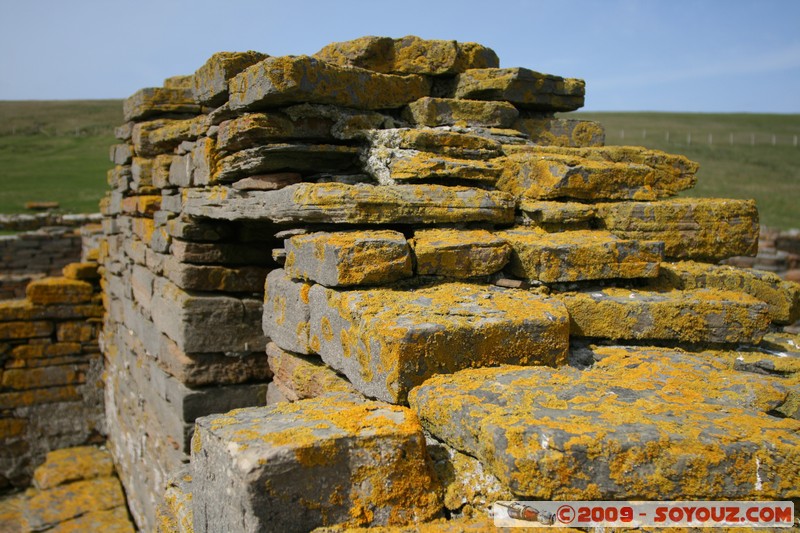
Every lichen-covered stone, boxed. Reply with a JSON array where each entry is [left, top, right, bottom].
[[497, 147, 696, 201], [191, 395, 442, 532], [285, 230, 412, 287], [33, 446, 114, 490], [123, 87, 201, 122], [156, 467, 193, 533], [25, 476, 127, 530], [654, 260, 800, 325], [192, 50, 268, 106], [308, 282, 569, 403], [263, 269, 314, 354], [215, 112, 338, 153], [518, 199, 596, 229], [313, 35, 498, 75], [228, 55, 431, 111], [231, 173, 302, 190], [132, 116, 209, 158], [26, 277, 94, 305], [182, 183, 515, 225], [499, 227, 663, 283], [163, 258, 269, 293], [267, 342, 355, 401], [363, 148, 503, 185], [410, 350, 800, 500], [62, 262, 99, 281], [597, 198, 759, 261], [403, 97, 519, 128], [453, 68, 585, 112], [410, 228, 511, 278], [513, 115, 605, 147], [366, 128, 502, 157], [49, 506, 135, 533], [556, 287, 771, 344]]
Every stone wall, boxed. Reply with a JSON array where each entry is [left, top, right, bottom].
[[0, 263, 105, 491], [101, 36, 800, 532]]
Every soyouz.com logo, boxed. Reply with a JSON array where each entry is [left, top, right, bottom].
[[492, 501, 795, 528]]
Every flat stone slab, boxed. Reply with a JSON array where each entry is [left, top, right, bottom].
[[556, 287, 771, 344], [163, 258, 269, 293], [410, 228, 511, 278], [182, 183, 515, 225], [655, 260, 800, 325], [191, 50, 268, 106], [267, 342, 356, 402], [308, 282, 570, 403], [191, 395, 442, 532], [26, 277, 94, 305], [228, 55, 431, 111], [33, 446, 114, 490], [498, 146, 697, 201], [453, 67, 585, 111], [499, 228, 663, 283], [363, 147, 503, 186], [263, 269, 314, 354], [518, 199, 597, 229], [132, 116, 208, 158], [213, 143, 360, 183], [284, 230, 412, 287], [403, 97, 519, 128], [215, 112, 339, 153], [409, 348, 800, 500], [123, 87, 200, 122], [512, 115, 605, 147], [314, 35, 498, 75], [597, 198, 760, 261]]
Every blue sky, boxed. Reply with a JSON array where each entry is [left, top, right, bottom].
[[1, 0, 799, 112]]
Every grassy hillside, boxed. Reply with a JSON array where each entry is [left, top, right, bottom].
[[572, 112, 800, 229], [0, 101, 797, 229]]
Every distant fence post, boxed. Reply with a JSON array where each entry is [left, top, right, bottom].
[[620, 129, 625, 140], [687, 132, 692, 146], [751, 133, 755, 146], [729, 132, 733, 145], [794, 135, 798, 147], [708, 133, 712, 145], [666, 131, 670, 143], [772, 134, 776, 146]]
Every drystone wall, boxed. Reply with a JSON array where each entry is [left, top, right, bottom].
[[0, 261, 105, 491], [100, 36, 800, 532]]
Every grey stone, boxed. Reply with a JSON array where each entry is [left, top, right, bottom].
[[262, 269, 313, 354], [170, 240, 273, 266], [163, 257, 269, 293], [453, 68, 585, 111], [213, 143, 360, 183]]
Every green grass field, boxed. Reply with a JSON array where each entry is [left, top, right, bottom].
[[0, 101, 797, 228]]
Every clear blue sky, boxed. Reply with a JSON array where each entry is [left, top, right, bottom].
[[1, 0, 799, 112]]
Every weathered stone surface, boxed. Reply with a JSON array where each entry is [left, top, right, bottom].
[[156, 467, 193, 533], [26, 277, 93, 305], [132, 116, 208, 158], [215, 112, 344, 153], [229, 55, 431, 111], [453, 68, 585, 112], [308, 282, 570, 403], [513, 115, 605, 147], [170, 239, 273, 266], [230, 173, 302, 190], [363, 147, 503, 185], [263, 269, 314, 354], [366, 128, 502, 157], [191, 395, 442, 532], [556, 287, 771, 344], [410, 228, 510, 278], [403, 97, 519, 128], [48, 506, 135, 533], [183, 183, 515, 225], [267, 342, 355, 401], [123, 87, 201, 122], [109, 144, 133, 165], [163, 257, 269, 292], [314, 35, 499, 75], [285, 230, 412, 287], [597, 198, 760, 261], [62, 262, 99, 281], [410, 349, 800, 500], [33, 446, 114, 490], [655, 260, 800, 325], [518, 199, 597, 229], [25, 476, 126, 530], [164, 75, 193, 89], [150, 277, 267, 353], [213, 143, 359, 183], [498, 147, 697, 201], [192, 50, 268, 106], [499, 227, 663, 283]]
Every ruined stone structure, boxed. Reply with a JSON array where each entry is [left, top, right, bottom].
[[95, 36, 800, 531]]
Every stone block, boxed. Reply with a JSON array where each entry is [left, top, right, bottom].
[[263, 269, 314, 355], [308, 282, 570, 403], [182, 183, 515, 225], [0, 321, 53, 341], [499, 227, 663, 283], [213, 143, 359, 183], [156, 467, 193, 533], [228, 55, 431, 111], [403, 97, 519, 128], [512, 115, 605, 147], [230, 173, 302, 191], [366, 128, 502, 157], [170, 240, 273, 266], [1, 365, 85, 390], [410, 228, 510, 278], [285, 230, 412, 287], [62, 262, 99, 281], [191, 395, 442, 532], [314, 35, 498, 75], [132, 116, 208, 158], [409, 351, 800, 500], [453, 68, 585, 111], [109, 144, 132, 165], [26, 277, 94, 305], [363, 147, 503, 186], [267, 342, 355, 401], [556, 287, 771, 344], [166, 217, 235, 242], [56, 321, 97, 342], [47, 506, 134, 533], [163, 258, 269, 292], [518, 199, 597, 229], [123, 87, 201, 122], [215, 112, 339, 153], [150, 277, 267, 353], [192, 50, 269, 106], [498, 147, 697, 201], [33, 446, 114, 490], [655, 261, 800, 325], [597, 198, 760, 261], [25, 476, 126, 530]]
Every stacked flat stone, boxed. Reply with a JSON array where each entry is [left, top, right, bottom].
[[100, 36, 800, 532]]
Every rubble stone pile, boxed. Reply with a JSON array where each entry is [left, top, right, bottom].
[[99, 36, 800, 532]]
